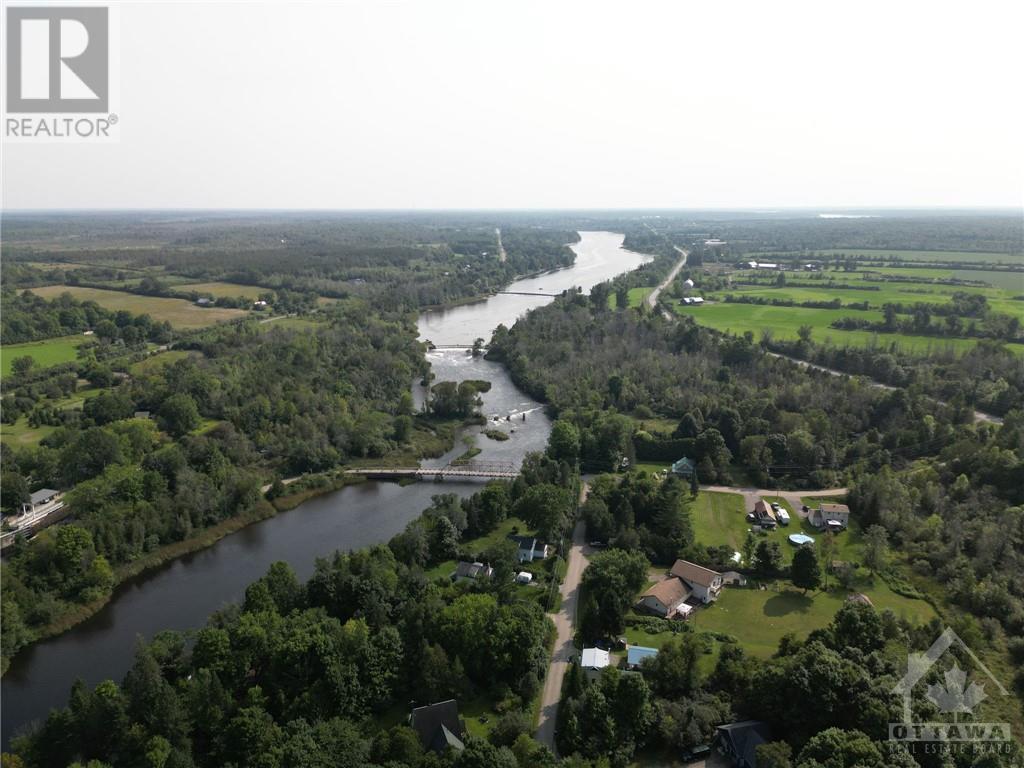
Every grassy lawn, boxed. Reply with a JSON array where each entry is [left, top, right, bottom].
[[691, 491, 747, 552], [173, 281, 264, 300], [27, 285, 248, 329], [129, 349, 196, 375], [1, 334, 92, 376], [606, 287, 653, 309], [0, 420, 58, 447], [694, 582, 936, 658]]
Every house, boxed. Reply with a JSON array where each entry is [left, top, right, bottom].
[[452, 561, 493, 582], [847, 592, 874, 607], [509, 535, 551, 563], [626, 645, 658, 669], [714, 720, 773, 768], [753, 500, 775, 522], [195, 297, 213, 306], [581, 647, 611, 671], [704, 239, 727, 246], [639, 578, 692, 619], [133, 410, 151, 420], [670, 559, 723, 603], [681, 296, 705, 305], [683, 278, 695, 288], [253, 300, 268, 308], [21, 489, 61, 516], [409, 700, 466, 753], [669, 456, 696, 479], [515, 571, 533, 584], [809, 502, 850, 530]]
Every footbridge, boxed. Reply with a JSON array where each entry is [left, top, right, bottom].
[[344, 460, 519, 481]]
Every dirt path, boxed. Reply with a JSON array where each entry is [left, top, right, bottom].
[[495, 227, 507, 263], [765, 352, 1002, 425], [536, 487, 591, 753], [646, 246, 688, 308]]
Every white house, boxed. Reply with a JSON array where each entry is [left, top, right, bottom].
[[581, 647, 610, 671], [509, 535, 551, 563], [809, 503, 851, 530], [515, 571, 533, 585], [639, 577, 692, 619], [683, 278, 695, 288], [670, 559, 723, 603]]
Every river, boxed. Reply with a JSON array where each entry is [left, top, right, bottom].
[[1, 231, 651, 747]]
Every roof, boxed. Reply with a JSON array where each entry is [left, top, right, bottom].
[[508, 534, 539, 551], [670, 559, 721, 588], [717, 721, 773, 768], [642, 577, 690, 608], [753, 500, 770, 515], [819, 503, 850, 515], [627, 646, 658, 666], [29, 489, 59, 504], [581, 647, 610, 668], [410, 700, 466, 753], [671, 457, 695, 473], [847, 593, 874, 606], [453, 561, 492, 580]]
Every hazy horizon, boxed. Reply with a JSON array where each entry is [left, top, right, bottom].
[[3, 0, 1023, 210]]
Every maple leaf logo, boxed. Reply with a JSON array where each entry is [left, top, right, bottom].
[[925, 664, 987, 717]]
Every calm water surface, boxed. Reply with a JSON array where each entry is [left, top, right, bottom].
[[1, 231, 651, 746]]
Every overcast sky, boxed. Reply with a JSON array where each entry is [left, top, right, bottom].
[[3, 0, 1023, 210]]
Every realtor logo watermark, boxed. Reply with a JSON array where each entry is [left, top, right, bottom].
[[3, 5, 120, 141], [890, 627, 1014, 755]]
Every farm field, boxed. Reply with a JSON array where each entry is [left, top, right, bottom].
[[26, 285, 248, 328], [747, 249, 1023, 265], [673, 302, 1011, 355], [1, 334, 92, 377], [173, 281, 265, 300]]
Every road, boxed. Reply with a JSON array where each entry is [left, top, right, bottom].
[[536, 490, 591, 753], [765, 351, 1002, 425], [495, 227, 507, 262], [645, 246, 688, 309]]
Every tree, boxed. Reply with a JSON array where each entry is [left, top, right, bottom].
[[863, 525, 889, 573], [791, 546, 821, 594], [818, 531, 836, 589], [511, 484, 572, 542], [10, 355, 35, 377], [797, 324, 813, 343], [158, 393, 200, 437], [548, 420, 581, 465], [579, 549, 648, 640], [641, 633, 702, 697], [756, 741, 793, 768], [754, 539, 783, 577], [1, 472, 30, 514]]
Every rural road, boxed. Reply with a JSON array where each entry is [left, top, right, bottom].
[[645, 246, 688, 309], [536, 494, 591, 753], [495, 227, 507, 262], [765, 352, 1002, 425]]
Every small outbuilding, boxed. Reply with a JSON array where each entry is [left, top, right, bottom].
[[515, 571, 533, 584], [669, 457, 696, 479]]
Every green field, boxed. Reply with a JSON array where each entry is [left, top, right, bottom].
[[694, 580, 937, 658], [174, 281, 265, 300], [1, 334, 92, 377], [130, 349, 199, 375], [748, 249, 1023, 265], [674, 302, 1008, 355], [692, 491, 747, 552], [27, 285, 248, 329]]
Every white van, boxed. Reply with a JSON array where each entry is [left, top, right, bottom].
[[776, 508, 791, 526]]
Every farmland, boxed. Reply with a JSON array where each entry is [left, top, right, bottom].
[[747, 249, 1022, 265], [173, 281, 264, 300], [26, 285, 248, 328], [1, 334, 92, 377], [676, 262, 1024, 355]]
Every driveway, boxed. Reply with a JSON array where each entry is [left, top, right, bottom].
[[700, 484, 848, 521], [536, 493, 591, 753]]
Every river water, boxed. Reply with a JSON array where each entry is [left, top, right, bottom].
[[1, 231, 651, 747]]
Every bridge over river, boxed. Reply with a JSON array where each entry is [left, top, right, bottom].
[[344, 460, 519, 481]]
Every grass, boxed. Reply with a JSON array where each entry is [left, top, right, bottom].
[[748, 249, 1022, 265], [129, 349, 195, 375], [1, 334, 92, 376], [674, 301, 1022, 356], [691, 491, 747, 552], [257, 316, 324, 332], [173, 281, 264, 300], [27, 285, 248, 328], [694, 581, 936, 658]]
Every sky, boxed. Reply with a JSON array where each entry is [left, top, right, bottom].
[[2, 0, 1023, 210]]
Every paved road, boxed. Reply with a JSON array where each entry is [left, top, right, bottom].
[[646, 246, 688, 309], [536, 490, 591, 753], [765, 352, 1002, 425]]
